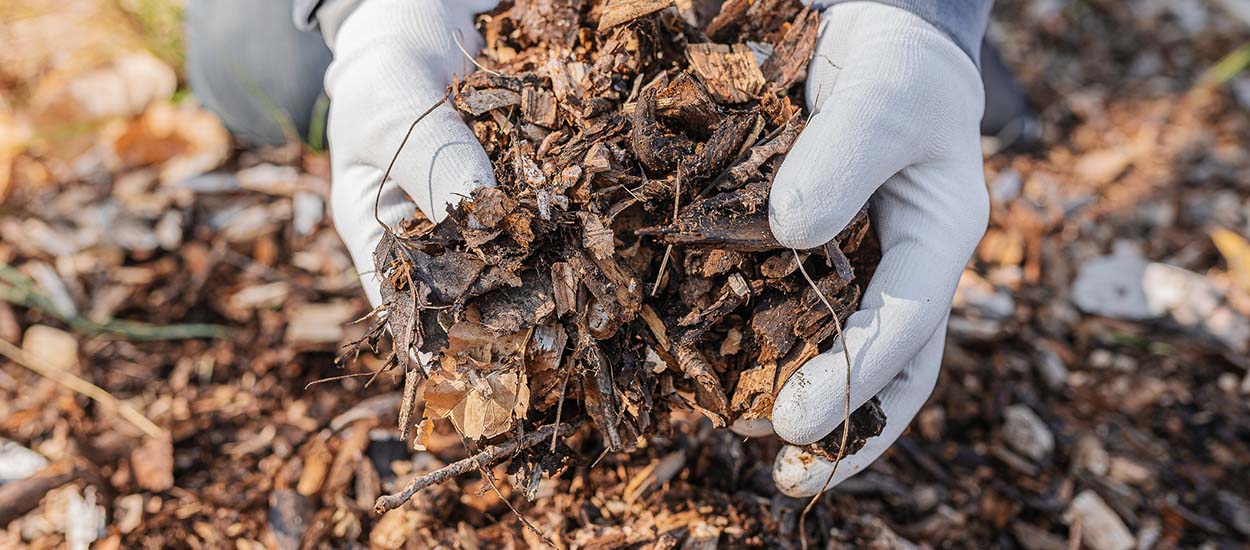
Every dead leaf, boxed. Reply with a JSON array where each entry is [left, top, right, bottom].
[[1212, 228, 1250, 293], [424, 369, 530, 440]]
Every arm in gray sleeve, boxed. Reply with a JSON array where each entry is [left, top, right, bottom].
[[815, 0, 993, 66], [293, 0, 363, 47]]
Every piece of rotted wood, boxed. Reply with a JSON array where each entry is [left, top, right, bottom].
[[599, 0, 675, 31]]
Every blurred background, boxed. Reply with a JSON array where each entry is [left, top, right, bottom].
[[1, 0, 1249, 548]]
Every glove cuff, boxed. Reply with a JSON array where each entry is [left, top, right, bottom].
[[813, 0, 992, 67]]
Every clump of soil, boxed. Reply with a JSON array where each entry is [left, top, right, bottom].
[[347, 0, 884, 507]]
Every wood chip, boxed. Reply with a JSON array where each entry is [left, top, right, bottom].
[[687, 43, 766, 103], [598, 0, 675, 31]]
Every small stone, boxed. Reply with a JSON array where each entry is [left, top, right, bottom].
[[1108, 456, 1153, 486], [1035, 347, 1069, 390], [1073, 435, 1109, 476], [990, 169, 1022, 204], [1111, 354, 1137, 372], [130, 437, 174, 492], [917, 405, 945, 441], [1003, 405, 1054, 462], [237, 164, 299, 196], [292, 192, 324, 236], [1071, 245, 1158, 320], [154, 210, 184, 250], [1066, 490, 1134, 550], [268, 489, 313, 550], [22, 324, 79, 373], [1088, 349, 1114, 369], [369, 508, 420, 549], [0, 438, 49, 483], [284, 301, 358, 348], [113, 494, 144, 534], [63, 486, 105, 550], [1218, 372, 1239, 394], [1217, 491, 1250, 537], [908, 485, 941, 515], [954, 269, 1015, 320], [1011, 522, 1067, 550]]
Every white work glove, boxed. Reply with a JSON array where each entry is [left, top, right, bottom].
[[326, 0, 500, 306], [762, 2, 989, 497]]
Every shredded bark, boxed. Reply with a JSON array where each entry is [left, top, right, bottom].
[[347, 0, 884, 499]]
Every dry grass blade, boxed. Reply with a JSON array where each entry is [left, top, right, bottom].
[[0, 338, 166, 439], [373, 90, 452, 232], [792, 249, 853, 550]]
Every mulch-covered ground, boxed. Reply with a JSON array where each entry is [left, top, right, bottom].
[[1, 0, 1249, 548]]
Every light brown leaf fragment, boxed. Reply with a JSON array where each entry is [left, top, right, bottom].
[[598, 0, 675, 31], [686, 43, 766, 103], [580, 212, 616, 260], [465, 187, 517, 229], [424, 370, 530, 440]]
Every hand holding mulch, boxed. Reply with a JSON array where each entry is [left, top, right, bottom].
[[347, 0, 886, 512]]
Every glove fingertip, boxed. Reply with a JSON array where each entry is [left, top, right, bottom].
[[772, 445, 829, 498], [768, 177, 826, 250], [771, 353, 840, 445]]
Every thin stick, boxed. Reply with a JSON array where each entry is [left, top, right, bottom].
[[374, 92, 452, 232], [374, 422, 577, 514], [0, 339, 165, 439], [304, 371, 376, 389], [651, 172, 682, 297], [454, 427, 555, 548], [453, 29, 501, 76], [791, 249, 852, 550], [550, 371, 571, 452]]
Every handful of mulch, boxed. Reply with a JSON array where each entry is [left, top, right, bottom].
[[345, 0, 885, 513]]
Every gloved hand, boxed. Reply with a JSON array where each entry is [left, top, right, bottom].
[[761, 2, 989, 497], [325, 0, 500, 306]]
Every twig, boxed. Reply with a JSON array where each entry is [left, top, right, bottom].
[[551, 370, 571, 452], [651, 171, 682, 297], [304, 371, 375, 389], [453, 29, 501, 76], [475, 453, 555, 547], [0, 338, 166, 439], [374, 91, 452, 232], [792, 249, 853, 550], [373, 422, 577, 514], [452, 423, 556, 548]]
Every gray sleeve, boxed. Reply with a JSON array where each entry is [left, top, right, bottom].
[[293, 0, 322, 31], [293, 0, 364, 47], [819, 0, 993, 67]]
